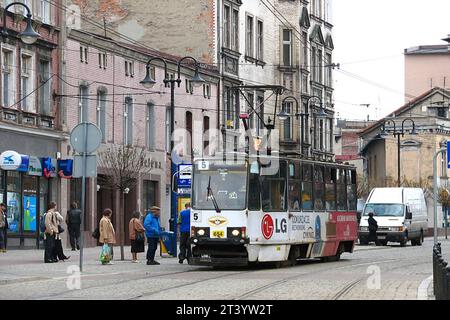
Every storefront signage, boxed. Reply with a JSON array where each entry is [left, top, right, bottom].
[[28, 157, 43, 176], [0, 150, 22, 171], [41, 157, 57, 178], [177, 164, 192, 188], [17, 155, 30, 172], [58, 159, 73, 179]]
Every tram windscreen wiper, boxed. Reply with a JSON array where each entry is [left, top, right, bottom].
[[207, 176, 221, 213]]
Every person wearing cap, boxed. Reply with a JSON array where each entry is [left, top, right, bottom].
[[368, 210, 380, 246], [144, 206, 161, 265]]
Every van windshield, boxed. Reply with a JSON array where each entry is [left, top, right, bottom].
[[363, 204, 404, 217]]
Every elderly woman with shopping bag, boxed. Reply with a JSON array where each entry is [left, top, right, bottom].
[[99, 208, 116, 265]]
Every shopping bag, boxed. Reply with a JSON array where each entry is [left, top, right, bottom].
[[99, 244, 112, 264]]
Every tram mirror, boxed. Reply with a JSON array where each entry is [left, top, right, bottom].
[[250, 162, 260, 174]]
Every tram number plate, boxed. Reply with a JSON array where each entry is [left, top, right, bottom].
[[213, 230, 225, 238]]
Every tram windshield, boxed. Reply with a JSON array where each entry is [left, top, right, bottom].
[[192, 160, 247, 211]]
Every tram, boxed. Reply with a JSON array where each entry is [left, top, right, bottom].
[[189, 153, 358, 267]]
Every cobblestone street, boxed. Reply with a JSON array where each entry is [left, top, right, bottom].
[[0, 238, 446, 300]]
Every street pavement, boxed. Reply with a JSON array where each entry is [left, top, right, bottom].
[[0, 237, 448, 300]]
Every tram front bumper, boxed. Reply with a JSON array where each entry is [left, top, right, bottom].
[[189, 237, 250, 267]]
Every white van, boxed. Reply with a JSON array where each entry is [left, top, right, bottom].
[[359, 188, 428, 246]]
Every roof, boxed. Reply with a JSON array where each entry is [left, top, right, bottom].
[[404, 45, 449, 55], [359, 87, 450, 137]]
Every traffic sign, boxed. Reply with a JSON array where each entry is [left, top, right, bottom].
[[177, 164, 192, 188], [73, 155, 97, 178], [70, 122, 102, 154]]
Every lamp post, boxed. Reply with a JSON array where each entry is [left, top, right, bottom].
[[380, 118, 417, 187], [141, 56, 204, 258], [1, 2, 40, 44]]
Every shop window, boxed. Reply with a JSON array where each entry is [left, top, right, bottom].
[[261, 161, 287, 212], [314, 166, 325, 210], [288, 162, 301, 212], [301, 163, 313, 210], [143, 180, 158, 214], [6, 171, 21, 234], [23, 176, 38, 233]]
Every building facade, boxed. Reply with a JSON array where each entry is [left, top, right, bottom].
[[63, 29, 219, 246], [359, 88, 450, 232], [0, 0, 64, 248]]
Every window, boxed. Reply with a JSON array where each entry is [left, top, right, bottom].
[[246, 15, 254, 57], [202, 84, 211, 99], [232, 9, 239, 51], [347, 170, 357, 211], [21, 53, 33, 112], [146, 103, 155, 150], [203, 116, 210, 155], [325, 53, 332, 87], [125, 60, 134, 77], [2, 48, 14, 107], [282, 29, 292, 66], [283, 102, 293, 141], [261, 161, 287, 212], [225, 87, 238, 129], [223, 5, 230, 48], [98, 52, 107, 69], [39, 60, 51, 116], [143, 180, 158, 212], [288, 162, 301, 212], [97, 90, 107, 142], [325, 167, 337, 210], [78, 86, 89, 122], [302, 31, 308, 67], [318, 49, 323, 83], [301, 163, 313, 210], [337, 168, 347, 211], [124, 97, 133, 145], [185, 79, 193, 94], [314, 166, 325, 210], [248, 163, 261, 210], [256, 20, 263, 60], [80, 46, 88, 63], [40, 0, 51, 24], [283, 73, 293, 92], [312, 0, 322, 18]]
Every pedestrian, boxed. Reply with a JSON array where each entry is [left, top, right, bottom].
[[144, 206, 161, 265], [66, 202, 82, 251], [177, 202, 192, 264], [44, 202, 59, 263], [53, 209, 70, 261], [99, 208, 116, 265], [129, 211, 145, 263], [0, 203, 7, 253], [368, 211, 381, 246]]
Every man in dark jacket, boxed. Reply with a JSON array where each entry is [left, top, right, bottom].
[[177, 202, 191, 264], [368, 211, 381, 246], [0, 203, 7, 253], [144, 206, 161, 265], [66, 202, 82, 251]]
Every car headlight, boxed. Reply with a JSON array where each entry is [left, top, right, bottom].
[[197, 229, 206, 236], [390, 227, 404, 232]]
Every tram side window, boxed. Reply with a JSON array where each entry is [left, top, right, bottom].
[[337, 168, 347, 211], [347, 169, 357, 211], [248, 172, 261, 210], [288, 161, 301, 212], [325, 166, 337, 211], [314, 166, 325, 210], [261, 161, 287, 212], [301, 163, 313, 211]]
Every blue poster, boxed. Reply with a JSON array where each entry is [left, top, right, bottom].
[[23, 195, 37, 232]]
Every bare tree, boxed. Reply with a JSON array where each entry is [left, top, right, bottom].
[[98, 143, 152, 260]]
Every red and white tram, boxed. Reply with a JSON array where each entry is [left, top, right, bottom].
[[189, 154, 358, 267]]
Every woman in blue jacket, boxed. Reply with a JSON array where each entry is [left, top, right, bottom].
[[144, 206, 161, 265]]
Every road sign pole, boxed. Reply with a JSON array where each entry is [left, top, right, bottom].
[[435, 148, 447, 245], [79, 123, 88, 273]]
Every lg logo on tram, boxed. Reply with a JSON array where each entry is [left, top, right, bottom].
[[261, 214, 287, 240]]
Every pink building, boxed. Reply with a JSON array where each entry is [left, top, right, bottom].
[[405, 41, 450, 103], [63, 29, 219, 246]]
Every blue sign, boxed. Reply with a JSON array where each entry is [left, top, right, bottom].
[[41, 157, 57, 178], [177, 164, 192, 188], [448, 141, 450, 169], [17, 155, 30, 172], [58, 159, 73, 178]]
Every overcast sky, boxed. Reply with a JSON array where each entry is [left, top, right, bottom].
[[333, 0, 450, 121]]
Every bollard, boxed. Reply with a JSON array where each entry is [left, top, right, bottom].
[[442, 261, 448, 300], [433, 251, 438, 296], [437, 256, 445, 300], [446, 266, 450, 301]]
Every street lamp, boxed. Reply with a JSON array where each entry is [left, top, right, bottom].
[[140, 55, 205, 258], [1, 2, 40, 44], [380, 118, 417, 187]]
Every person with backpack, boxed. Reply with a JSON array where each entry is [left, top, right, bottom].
[[129, 211, 145, 263], [66, 202, 82, 251], [44, 202, 59, 263]]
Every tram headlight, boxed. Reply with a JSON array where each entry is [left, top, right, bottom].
[[232, 229, 240, 237], [197, 229, 206, 236]]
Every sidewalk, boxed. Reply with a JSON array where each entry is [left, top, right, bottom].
[[0, 246, 182, 286]]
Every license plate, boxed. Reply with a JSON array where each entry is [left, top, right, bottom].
[[378, 236, 386, 240], [212, 230, 225, 238], [200, 254, 211, 262]]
